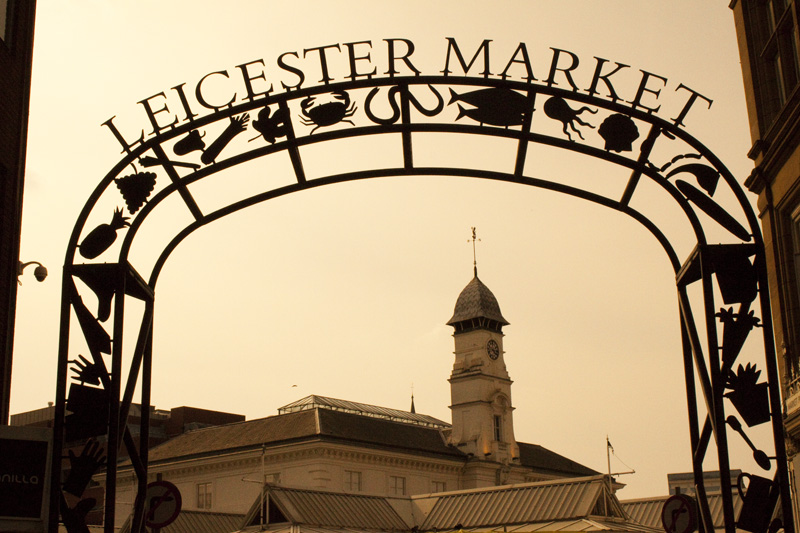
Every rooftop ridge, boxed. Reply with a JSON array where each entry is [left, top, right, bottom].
[[410, 474, 608, 500], [278, 394, 450, 428], [161, 407, 311, 437]]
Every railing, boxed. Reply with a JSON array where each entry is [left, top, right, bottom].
[[786, 375, 800, 415]]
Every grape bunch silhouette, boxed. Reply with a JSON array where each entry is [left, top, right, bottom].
[[115, 171, 157, 214]]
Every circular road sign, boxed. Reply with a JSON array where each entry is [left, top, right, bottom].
[[145, 480, 182, 529], [661, 493, 698, 533]]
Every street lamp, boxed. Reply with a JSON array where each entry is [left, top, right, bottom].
[[17, 260, 47, 285]]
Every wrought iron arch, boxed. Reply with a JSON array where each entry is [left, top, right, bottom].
[[50, 75, 792, 533]]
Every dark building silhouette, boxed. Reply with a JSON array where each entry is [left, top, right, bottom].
[[10, 402, 245, 525], [0, 1, 37, 425]]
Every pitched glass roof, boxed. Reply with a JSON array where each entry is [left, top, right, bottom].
[[278, 395, 450, 429], [242, 484, 411, 530], [416, 475, 626, 530]]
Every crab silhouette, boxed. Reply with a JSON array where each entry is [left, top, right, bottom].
[[543, 96, 597, 141], [300, 91, 356, 134]]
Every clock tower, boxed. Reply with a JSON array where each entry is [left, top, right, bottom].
[[447, 269, 519, 470]]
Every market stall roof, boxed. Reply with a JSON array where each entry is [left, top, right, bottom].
[[237, 476, 661, 533], [621, 492, 743, 533], [415, 475, 627, 530]]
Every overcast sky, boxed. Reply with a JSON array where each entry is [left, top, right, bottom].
[[12, 1, 768, 499]]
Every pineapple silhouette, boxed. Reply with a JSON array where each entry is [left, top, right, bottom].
[[79, 208, 130, 259]]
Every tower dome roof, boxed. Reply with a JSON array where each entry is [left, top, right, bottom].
[[447, 275, 509, 327]]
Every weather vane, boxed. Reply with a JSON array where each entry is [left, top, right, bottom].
[[469, 227, 480, 276]]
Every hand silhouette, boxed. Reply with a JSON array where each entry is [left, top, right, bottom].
[[69, 355, 104, 385], [63, 439, 106, 497], [61, 497, 96, 533]]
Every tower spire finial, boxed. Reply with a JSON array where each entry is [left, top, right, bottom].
[[469, 227, 480, 277]]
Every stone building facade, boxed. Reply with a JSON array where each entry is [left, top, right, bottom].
[[730, 0, 800, 522]]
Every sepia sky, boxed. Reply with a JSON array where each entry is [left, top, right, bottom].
[[12, 1, 766, 499]]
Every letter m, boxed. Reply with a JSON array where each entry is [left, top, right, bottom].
[[441, 38, 492, 78]]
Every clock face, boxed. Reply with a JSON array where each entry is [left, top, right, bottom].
[[487, 339, 500, 360]]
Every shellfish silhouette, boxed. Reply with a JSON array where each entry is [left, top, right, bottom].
[[598, 114, 639, 152], [300, 91, 357, 134]]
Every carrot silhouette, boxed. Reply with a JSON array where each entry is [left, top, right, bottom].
[[201, 114, 250, 164]]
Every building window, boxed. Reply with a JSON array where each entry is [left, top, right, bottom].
[[196, 482, 212, 509], [787, 205, 800, 380], [344, 470, 362, 492], [755, 0, 800, 123], [494, 415, 502, 441], [432, 481, 446, 493], [0, 0, 8, 41], [0, 0, 8, 42], [389, 476, 406, 495]]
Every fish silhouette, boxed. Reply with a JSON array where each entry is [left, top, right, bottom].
[[449, 88, 528, 126]]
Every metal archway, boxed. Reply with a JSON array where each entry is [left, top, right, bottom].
[[49, 75, 792, 533]]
